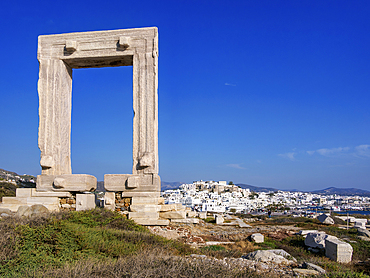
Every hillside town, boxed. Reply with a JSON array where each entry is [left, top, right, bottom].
[[161, 180, 370, 214]]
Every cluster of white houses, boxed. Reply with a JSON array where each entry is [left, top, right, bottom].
[[161, 180, 370, 213]]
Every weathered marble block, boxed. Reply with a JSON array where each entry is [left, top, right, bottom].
[[215, 214, 224, 225], [76, 194, 95, 211], [37, 174, 96, 192], [104, 192, 115, 211], [159, 210, 186, 219], [198, 211, 207, 219], [325, 238, 353, 263], [251, 233, 264, 243]]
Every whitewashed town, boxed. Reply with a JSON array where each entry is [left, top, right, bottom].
[[161, 180, 370, 214]]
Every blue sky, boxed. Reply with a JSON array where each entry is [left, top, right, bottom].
[[1, 0, 369, 191]]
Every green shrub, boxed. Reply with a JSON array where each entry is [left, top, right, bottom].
[[204, 217, 216, 223]]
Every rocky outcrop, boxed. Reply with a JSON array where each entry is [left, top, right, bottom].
[[16, 204, 50, 218], [242, 250, 296, 265], [302, 262, 326, 274]]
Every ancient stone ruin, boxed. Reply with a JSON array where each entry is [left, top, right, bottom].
[[0, 27, 189, 225]]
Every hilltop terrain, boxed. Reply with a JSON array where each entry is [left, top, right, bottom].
[[163, 180, 370, 196]]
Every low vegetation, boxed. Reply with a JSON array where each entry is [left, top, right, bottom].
[[0, 210, 369, 277], [0, 182, 16, 201], [0, 209, 262, 277]]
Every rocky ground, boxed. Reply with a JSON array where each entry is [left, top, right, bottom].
[[148, 215, 370, 277]]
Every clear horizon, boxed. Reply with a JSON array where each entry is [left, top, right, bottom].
[[1, 1, 369, 191]]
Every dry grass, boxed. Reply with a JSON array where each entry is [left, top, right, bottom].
[[20, 247, 265, 278]]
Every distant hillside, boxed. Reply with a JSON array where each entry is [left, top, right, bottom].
[[236, 183, 278, 193], [161, 181, 184, 191], [0, 168, 37, 200], [311, 187, 370, 196], [0, 168, 36, 188]]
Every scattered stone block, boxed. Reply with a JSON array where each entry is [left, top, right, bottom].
[[336, 216, 356, 223], [251, 233, 264, 243], [187, 210, 197, 218], [354, 219, 367, 229], [305, 232, 337, 249], [198, 211, 207, 219], [76, 194, 95, 211], [325, 238, 353, 263], [298, 230, 320, 236], [215, 214, 224, 225], [358, 236, 370, 241], [357, 228, 370, 238], [236, 219, 251, 228], [317, 214, 335, 225]]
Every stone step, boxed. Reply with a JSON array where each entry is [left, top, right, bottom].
[[128, 212, 159, 219], [159, 204, 184, 212], [130, 204, 161, 212], [31, 189, 72, 197], [131, 197, 160, 205], [159, 210, 186, 219], [122, 192, 160, 198], [132, 218, 170, 226], [2, 197, 28, 204], [2, 196, 59, 205], [171, 218, 200, 224]]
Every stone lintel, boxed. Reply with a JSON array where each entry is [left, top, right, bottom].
[[36, 174, 96, 192], [104, 174, 160, 192]]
